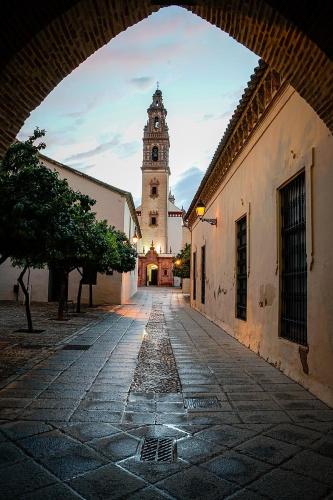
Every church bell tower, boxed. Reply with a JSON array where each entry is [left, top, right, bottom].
[[139, 86, 170, 253]]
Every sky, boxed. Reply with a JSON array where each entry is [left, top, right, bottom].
[[18, 6, 259, 209]]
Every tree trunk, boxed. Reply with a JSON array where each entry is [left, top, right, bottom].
[[89, 284, 93, 307], [57, 269, 68, 320], [18, 266, 33, 332], [76, 268, 83, 313]]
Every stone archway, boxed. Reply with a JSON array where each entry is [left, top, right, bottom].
[[0, 0, 332, 157]]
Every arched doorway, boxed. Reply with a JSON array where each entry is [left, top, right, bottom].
[[0, 1, 332, 157], [146, 263, 158, 286]]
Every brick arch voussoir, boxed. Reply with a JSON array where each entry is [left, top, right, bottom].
[[0, 0, 332, 158]]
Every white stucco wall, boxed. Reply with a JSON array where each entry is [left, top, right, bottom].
[[121, 202, 138, 303], [190, 85, 333, 406], [44, 160, 126, 230], [0, 260, 48, 303], [167, 216, 183, 255]]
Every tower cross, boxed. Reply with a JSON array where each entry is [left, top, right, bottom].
[[156, 80, 159, 90]]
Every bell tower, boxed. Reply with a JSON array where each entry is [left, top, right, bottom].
[[139, 86, 170, 253]]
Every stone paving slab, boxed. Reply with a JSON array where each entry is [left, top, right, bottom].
[[0, 288, 332, 499]]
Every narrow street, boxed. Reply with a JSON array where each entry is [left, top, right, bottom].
[[0, 288, 332, 499]]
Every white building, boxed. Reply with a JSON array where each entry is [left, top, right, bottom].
[[0, 155, 141, 305]]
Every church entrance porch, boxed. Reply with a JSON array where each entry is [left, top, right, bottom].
[[138, 243, 174, 287]]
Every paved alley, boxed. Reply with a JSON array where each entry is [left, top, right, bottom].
[[0, 288, 332, 499]]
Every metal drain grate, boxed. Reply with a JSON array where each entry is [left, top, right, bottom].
[[185, 397, 221, 409], [62, 344, 91, 351], [140, 437, 176, 462]]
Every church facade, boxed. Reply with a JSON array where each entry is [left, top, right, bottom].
[[136, 88, 183, 287]]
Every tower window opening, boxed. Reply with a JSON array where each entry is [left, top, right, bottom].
[[151, 216, 157, 226], [151, 185, 158, 196], [152, 146, 158, 161], [154, 116, 159, 129]]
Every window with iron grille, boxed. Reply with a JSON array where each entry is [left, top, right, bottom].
[[236, 216, 247, 320], [201, 245, 206, 304], [193, 252, 197, 300], [280, 172, 307, 345]]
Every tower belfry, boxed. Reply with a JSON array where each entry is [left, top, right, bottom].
[[142, 87, 170, 175]]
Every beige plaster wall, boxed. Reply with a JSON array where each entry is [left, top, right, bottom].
[[182, 225, 191, 248], [190, 85, 333, 406], [182, 278, 190, 294]]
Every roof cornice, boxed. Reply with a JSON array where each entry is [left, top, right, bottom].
[[185, 60, 285, 227]]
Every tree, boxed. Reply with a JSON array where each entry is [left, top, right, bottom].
[[0, 129, 83, 330], [75, 226, 137, 313], [1, 129, 137, 327], [44, 189, 98, 320], [75, 222, 119, 313], [0, 128, 47, 266], [0, 129, 100, 327], [112, 229, 137, 273], [173, 243, 191, 279]]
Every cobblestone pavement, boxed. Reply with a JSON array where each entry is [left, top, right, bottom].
[[130, 301, 181, 393], [0, 288, 332, 499]]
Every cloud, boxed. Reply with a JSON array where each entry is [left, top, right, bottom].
[[117, 141, 140, 158], [130, 77, 154, 90], [62, 97, 101, 120], [171, 166, 204, 210], [64, 136, 121, 162]]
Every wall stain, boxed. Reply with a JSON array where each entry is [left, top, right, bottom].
[[259, 284, 276, 307], [299, 345, 309, 374]]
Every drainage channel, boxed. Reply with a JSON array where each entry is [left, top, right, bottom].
[[130, 301, 181, 393]]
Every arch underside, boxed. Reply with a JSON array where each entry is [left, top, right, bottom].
[[0, 0, 332, 157]]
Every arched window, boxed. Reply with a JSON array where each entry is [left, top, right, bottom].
[[154, 116, 159, 129], [152, 146, 158, 161], [151, 185, 157, 196]]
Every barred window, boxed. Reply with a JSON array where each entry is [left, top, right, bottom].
[[236, 216, 247, 320]]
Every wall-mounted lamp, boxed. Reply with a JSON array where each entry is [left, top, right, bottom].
[[132, 229, 139, 244], [175, 259, 181, 266], [195, 200, 217, 226]]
